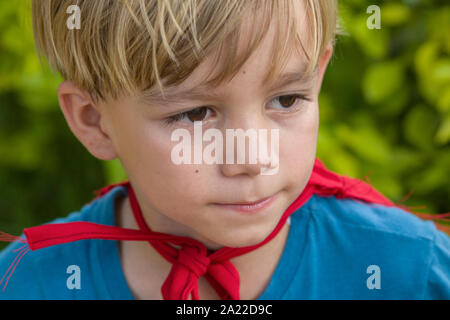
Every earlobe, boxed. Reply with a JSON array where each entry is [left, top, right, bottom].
[[57, 81, 118, 161]]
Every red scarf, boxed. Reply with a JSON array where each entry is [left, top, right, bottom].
[[0, 158, 449, 299]]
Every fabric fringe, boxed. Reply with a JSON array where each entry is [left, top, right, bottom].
[[0, 232, 29, 291], [361, 170, 450, 236]]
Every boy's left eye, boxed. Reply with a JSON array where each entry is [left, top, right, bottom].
[[164, 94, 309, 125], [268, 94, 310, 110]]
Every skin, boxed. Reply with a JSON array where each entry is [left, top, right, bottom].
[[57, 3, 333, 300]]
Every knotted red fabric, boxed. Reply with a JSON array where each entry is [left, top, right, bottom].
[[1, 158, 449, 298]]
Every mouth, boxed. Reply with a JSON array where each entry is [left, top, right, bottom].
[[212, 192, 279, 214]]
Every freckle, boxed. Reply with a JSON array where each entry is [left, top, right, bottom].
[[242, 70, 246, 74], [195, 170, 199, 173]]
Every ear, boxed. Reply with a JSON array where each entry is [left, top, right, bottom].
[[316, 44, 334, 93], [57, 81, 118, 160]]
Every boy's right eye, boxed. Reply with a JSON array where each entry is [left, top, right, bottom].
[[164, 107, 213, 125]]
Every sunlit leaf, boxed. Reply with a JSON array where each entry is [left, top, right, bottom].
[[362, 61, 405, 104], [336, 124, 391, 165], [435, 114, 450, 145], [381, 3, 411, 26]]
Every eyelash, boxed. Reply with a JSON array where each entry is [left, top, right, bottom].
[[163, 93, 310, 125]]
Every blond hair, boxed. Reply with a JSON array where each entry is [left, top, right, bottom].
[[32, 0, 338, 102]]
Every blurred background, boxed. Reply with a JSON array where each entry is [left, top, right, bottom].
[[0, 0, 449, 243]]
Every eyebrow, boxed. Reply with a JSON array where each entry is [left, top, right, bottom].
[[141, 67, 312, 104]]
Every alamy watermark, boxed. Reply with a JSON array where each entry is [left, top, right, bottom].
[[66, 264, 81, 290], [366, 265, 381, 290], [67, 5, 381, 33], [171, 121, 280, 176], [366, 5, 381, 29], [66, 5, 81, 30]]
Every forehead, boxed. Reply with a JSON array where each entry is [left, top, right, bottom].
[[141, 0, 312, 102]]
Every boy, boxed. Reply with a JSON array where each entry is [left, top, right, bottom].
[[0, 0, 449, 300]]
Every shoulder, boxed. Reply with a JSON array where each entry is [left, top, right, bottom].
[[0, 185, 128, 299], [287, 194, 450, 299], [305, 194, 440, 241]]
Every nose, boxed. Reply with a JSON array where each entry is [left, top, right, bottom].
[[220, 160, 271, 177], [218, 127, 278, 178]]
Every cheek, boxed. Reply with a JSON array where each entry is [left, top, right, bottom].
[[119, 123, 212, 210], [280, 102, 319, 189], [117, 123, 171, 177]]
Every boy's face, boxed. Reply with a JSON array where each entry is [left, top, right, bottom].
[[63, 4, 332, 249]]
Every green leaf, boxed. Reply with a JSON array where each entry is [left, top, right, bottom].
[[431, 59, 450, 83], [325, 148, 360, 178], [374, 85, 410, 117], [408, 160, 449, 194], [103, 159, 128, 184], [437, 85, 450, 113], [368, 174, 403, 200], [415, 42, 439, 77], [435, 114, 450, 145], [390, 147, 424, 175], [362, 61, 405, 104], [336, 124, 391, 165], [381, 3, 411, 26], [403, 105, 437, 150], [349, 15, 389, 59]]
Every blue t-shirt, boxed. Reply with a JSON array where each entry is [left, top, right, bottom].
[[0, 185, 449, 299]]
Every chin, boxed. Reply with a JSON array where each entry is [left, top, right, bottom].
[[204, 223, 277, 249]]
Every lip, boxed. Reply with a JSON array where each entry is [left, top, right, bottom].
[[212, 192, 279, 214]]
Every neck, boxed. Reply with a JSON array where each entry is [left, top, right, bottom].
[[114, 192, 290, 300]]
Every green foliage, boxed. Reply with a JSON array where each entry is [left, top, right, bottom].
[[0, 0, 449, 243], [318, 0, 450, 215], [0, 2, 107, 239]]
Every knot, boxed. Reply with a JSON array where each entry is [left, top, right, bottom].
[[176, 246, 211, 278]]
